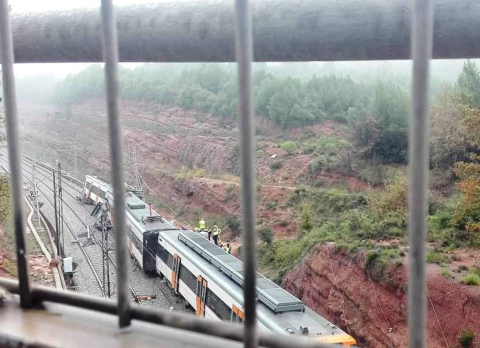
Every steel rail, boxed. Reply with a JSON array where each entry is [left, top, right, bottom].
[[0, 0, 32, 307], [9, 155, 146, 305], [27, 165, 142, 304], [7, 0, 480, 63], [0, 157, 106, 297], [408, 1, 434, 348], [24, 156, 183, 311], [0, 278, 341, 348], [25, 159, 181, 310]]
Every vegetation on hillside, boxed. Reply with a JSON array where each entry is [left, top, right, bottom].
[[24, 60, 480, 281], [256, 61, 480, 279]]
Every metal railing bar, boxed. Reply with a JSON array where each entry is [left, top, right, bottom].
[[8, 0, 480, 63], [408, 0, 434, 348], [0, 278, 341, 348], [234, 0, 258, 347], [0, 0, 32, 308], [100, 0, 130, 328]]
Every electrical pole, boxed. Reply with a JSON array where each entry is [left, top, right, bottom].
[[43, 137, 46, 164], [30, 146, 40, 228], [102, 220, 106, 296], [105, 220, 111, 298], [74, 144, 78, 178], [53, 171, 59, 259], [58, 162, 64, 257]]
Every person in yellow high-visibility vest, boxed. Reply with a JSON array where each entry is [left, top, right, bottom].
[[212, 225, 221, 246], [199, 218, 206, 230]]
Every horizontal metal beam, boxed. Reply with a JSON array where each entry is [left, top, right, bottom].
[[0, 278, 341, 348], [9, 0, 480, 63]]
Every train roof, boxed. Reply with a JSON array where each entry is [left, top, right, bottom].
[[178, 231, 304, 313], [159, 229, 350, 339], [125, 192, 176, 231], [86, 175, 111, 191]]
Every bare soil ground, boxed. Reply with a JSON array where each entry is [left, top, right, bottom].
[[284, 244, 480, 348]]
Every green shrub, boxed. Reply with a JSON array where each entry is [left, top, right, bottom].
[[224, 184, 236, 202], [256, 150, 265, 158], [441, 268, 451, 278], [309, 158, 323, 173], [426, 250, 451, 265], [459, 329, 475, 348], [266, 202, 277, 211], [270, 161, 283, 170], [461, 273, 480, 286], [365, 250, 380, 268], [472, 266, 480, 277], [274, 240, 304, 269], [178, 166, 206, 180], [299, 204, 313, 232], [280, 141, 297, 154], [226, 216, 241, 235], [258, 227, 273, 245], [302, 143, 316, 154]]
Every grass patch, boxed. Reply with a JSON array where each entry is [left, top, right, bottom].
[[459, 329, 475, 348], [266, 202, 278, 211], [270, 161, 283, 170], [224, 184, 236, 202], [426, 250, 451, 265], [178, 166, 206, 180], [441, 268, 451, 278], [3, 258, 17, 277], [461, 273, 480, 286]]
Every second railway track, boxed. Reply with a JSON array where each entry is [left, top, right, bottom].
[[0, 152, 184, 311]]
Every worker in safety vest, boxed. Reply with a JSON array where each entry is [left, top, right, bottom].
[[199, 218, 206, 230], [212, 225, 221, 246]]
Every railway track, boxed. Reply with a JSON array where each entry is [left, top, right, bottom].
[[0, 152, 184, 311], [0, 156, 105, 297]]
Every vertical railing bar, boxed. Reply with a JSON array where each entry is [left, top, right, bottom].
[[233, 0, 258, 347], [0, 0, 32, 308], [408, 0, 434, 348], [100, 0, 130, 328]]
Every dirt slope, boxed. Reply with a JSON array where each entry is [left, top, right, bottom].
[[284, 244, 480, 348]]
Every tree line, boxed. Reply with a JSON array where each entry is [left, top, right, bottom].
[[51, 63, 412, 162]]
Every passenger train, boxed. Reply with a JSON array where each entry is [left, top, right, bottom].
[[80, 175, 356, 346]]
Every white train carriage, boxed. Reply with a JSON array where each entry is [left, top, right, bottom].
[[148, 230, 356, 346], [80, 175, 111, 205], [124, 192, 177, 271], [79, 174, 356, 346]]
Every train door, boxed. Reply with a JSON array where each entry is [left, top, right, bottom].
[[171, 254, 181, 294], [195, 276, 207, 317], [231, 305, 245, 323]]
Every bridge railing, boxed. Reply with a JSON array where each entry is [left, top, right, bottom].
[[0, 0, 474, 347]]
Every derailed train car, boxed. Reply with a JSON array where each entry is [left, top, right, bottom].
[[80, 176, 356, 346]]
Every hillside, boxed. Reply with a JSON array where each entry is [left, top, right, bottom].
[[15, 61, 480, 347]]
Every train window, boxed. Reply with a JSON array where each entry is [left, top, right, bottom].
[[166, 253, 174, 269], [156, 244, 174, 269], [231, 305, 245, 324], [129, 229, 143, 254], [179, 264, 196, 292], [206, 288, 231, 321], [86, 182, 92, 190], [99, 190, 106, 199], [91, 186, 99, 196]]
